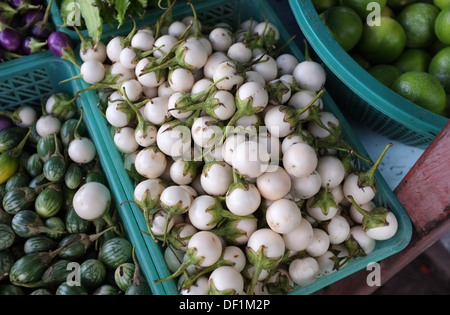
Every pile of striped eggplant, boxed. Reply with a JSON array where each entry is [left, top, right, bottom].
[[0, 95, 150, 295]]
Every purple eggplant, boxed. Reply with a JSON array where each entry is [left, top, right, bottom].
[[47, 31, 73, 57], [8, 0, 41, 11], [0, 26, 21, 51], [0, 2, 17, 27], [31, 21, 53, 39], [0, 115, 14, 131], [9, 0, 24, 9], [0, 0, 51, 59], [21, 36, 46, 54], [10, 14, 24, 29], [22, 9, 44, 26], [47, 31, 79, 67], [0, 15, 10, 25], [29, 0, 53, 40]]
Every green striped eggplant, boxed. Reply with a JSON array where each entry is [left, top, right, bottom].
[[99, 237, 133, 270], [58, 226, 114, 260], [0, 223, 15, 251], [55, 282, 88, 295], [25, 153, 44, 178], [4, 171, 29, 192], [35, 186, 64, 218], [64, 163, 83, 190], [11, 210, 64, 239], [36, 135, 62, 163], [0, 128, 31, 185], [93, 284, 120, 295], [80, 259, 106, 289], [0, 127, 27, 153], [65, 207, 92, 234], [2, 183, 51, 215], [60, 118, 87, 149], [9, 245, 66, 286], [23, 235, 58, 254], [114, 262, 135, 292], [0, 250, 17, 281], [0, 284, 24, 295]]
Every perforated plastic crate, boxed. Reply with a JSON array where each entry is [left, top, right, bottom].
[[0, 51, 167, 295], [72, 0, 413, 295], [288, 0, 449, 149]]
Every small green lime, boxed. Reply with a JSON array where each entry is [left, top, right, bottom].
[[428, 39, 450, 55], [393, 48, 432, 73], [396, 3, 440, 48], [392, 71, 447, 115], [435, 7, 450, 44], [444, 95, 450, 117], [312, 0, 339, 13], [381, 5, 395, 18], [368, 64, 403, 87], [357, 16, 406, 64], [349, 51, 371, 70], [433, 0, 450, 10], [386, 0, 419, 11], [320, 6, 363, 52], [428, 46, 450, 93]]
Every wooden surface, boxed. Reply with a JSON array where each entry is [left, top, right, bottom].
[[318, 121, 450, 295]]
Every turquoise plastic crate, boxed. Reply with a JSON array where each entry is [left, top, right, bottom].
[[73, 0, 413, 295], [288, 0, 449, 150], [0, 51, 167, 295]]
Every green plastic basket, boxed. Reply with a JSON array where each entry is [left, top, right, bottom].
[[73, 0, 413, 295], [288, 0, 449, 150], [0, 51, 167, 295]]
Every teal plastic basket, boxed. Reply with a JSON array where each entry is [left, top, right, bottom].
[[73, 0, 413, 295], [0, 51, 167, 295], [288, 0, 449, 149]]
